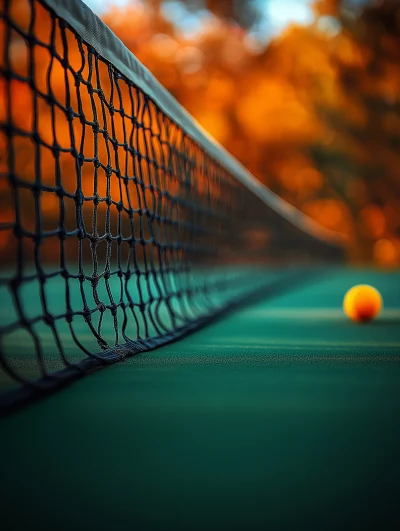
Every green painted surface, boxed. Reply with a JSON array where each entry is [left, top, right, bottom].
[[1, 268, 400, 531], [0, 267, 283, 389]]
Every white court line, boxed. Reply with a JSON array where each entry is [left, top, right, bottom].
[[200, 339, 400, 348], [247, 308, 400, 320]]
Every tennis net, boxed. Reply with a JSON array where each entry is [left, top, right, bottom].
[[0, 0, 345, 412]]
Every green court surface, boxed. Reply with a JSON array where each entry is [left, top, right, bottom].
[[1, 268, 400, 531]]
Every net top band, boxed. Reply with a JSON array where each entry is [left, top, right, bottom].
[[42, 0, 346, 248]]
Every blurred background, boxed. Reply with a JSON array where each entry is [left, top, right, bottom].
[[1, 0, 400, 267], [84, 0, 400, 267]]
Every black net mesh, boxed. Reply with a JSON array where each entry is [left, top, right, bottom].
[[0, 0, 344, 411]]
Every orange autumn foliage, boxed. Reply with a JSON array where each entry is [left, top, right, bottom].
[[1, 0, 399, 266]]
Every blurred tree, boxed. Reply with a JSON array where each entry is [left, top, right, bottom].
[[1, 0, 399, 265], [173, 0, 263, 31], [313, 0, 341, 16], [309, 0, 400, 263]]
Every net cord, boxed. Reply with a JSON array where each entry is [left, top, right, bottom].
[[42, 0, 347, 249]]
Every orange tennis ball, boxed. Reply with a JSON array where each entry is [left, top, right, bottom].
[[343, 284, 382, 323]]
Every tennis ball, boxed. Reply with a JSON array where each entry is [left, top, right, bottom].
[[343, 284, 382, 323]]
